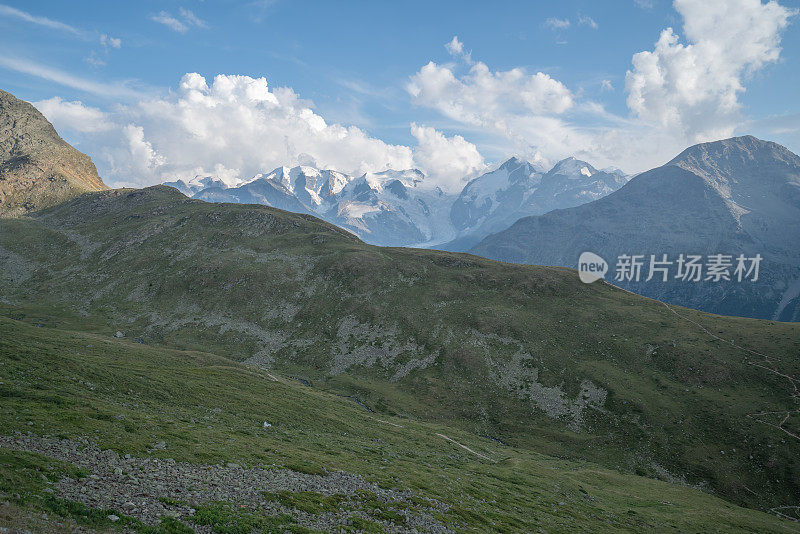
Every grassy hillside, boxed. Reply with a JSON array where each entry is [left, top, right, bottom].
[[1, 315, 798, 532], [0, 186, 799, 516]]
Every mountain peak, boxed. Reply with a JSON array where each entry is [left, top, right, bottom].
[[548, 157, 597, 178], [500, 156, 525, 168], [0, 89, 108, 216], [668, 135, 795, 165], [666, 135, 800, 191]]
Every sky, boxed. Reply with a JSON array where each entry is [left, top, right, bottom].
[[1, 0, 799, 191]]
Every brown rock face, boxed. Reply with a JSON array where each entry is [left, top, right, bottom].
[[0, 89, 108, 217]]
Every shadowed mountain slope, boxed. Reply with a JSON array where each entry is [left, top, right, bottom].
[[471, 136, 800, 321]]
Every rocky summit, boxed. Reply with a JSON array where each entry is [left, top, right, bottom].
[[0, 89, 107, 217]]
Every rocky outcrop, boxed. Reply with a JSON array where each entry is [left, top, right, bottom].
[[0, 89, 107, 217]]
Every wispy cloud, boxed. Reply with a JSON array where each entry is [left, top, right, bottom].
[[101, 34, 122, 49], [152, 8, 207, 33], [545, 17, 571, 30], [578, 15, 599, 29], [445, 36, 472, 63], [0, 3, 122, 51], [0, 3, 84, 36], [0, 54, 144, 99], [248, 0, 279, 23], [152, 12, 188, 33], [179, 8, 207, 29]]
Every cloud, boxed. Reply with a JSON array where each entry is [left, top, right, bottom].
[[578, 15, 599, 29], [410, 124, 485, 191], [0, 55, 143, 99], [179, 8, 207, 29], [35, 97, 114, 133], [101, 34, 122, 49], [35, 74, 488, 193], [445, 36, 471, 63], [409, 4, 796, 174], [545, 17, 571, 30], [626, 0, 797, 142], [32, 74, 410, 187], [152, 8, 207, 33], [407, 61, 573, 129], [84, 51, 106, 68], [152, 12, 188, 33], [0, 3, 83, 36], [0, 3, 120, 50]]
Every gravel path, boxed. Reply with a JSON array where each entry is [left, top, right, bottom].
[[0, 434, 451, 533]]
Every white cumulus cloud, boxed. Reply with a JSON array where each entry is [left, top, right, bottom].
[[34, 97, 113, 133], [407, 59, 574, 129], [626, 0, 796, 142], [410, 124, 485, 192], [34, 73, 483, 192]]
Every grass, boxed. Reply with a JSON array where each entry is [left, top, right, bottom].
[[0, 315, 798, 532]]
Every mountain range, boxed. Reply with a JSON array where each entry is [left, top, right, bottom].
[[163, 155, 629, 248], [1, 88, 799, 531], [445, 156, 628, 250], [471, 136, 800, 321]]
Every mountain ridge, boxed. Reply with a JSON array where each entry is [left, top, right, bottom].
[[471, 135, 800, 321], [167, 155, 628, 249], [0, 89, 107, 217]]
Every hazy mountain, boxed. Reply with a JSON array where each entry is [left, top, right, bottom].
[[162, 175, 230, 197], [530, 157, 628, 213], [442, 156, 628, 250], [0, 89, 107, 216], [471, 136, 800, 321]]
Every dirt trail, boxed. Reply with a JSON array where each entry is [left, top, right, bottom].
[[436, 434, 495, 462]]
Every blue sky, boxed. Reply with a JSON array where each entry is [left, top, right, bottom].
[[1, 0, 798, 190]]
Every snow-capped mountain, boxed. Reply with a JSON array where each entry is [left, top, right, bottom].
[[162, 175, 231, 197], [163, 157, 626, 248], [450, 157, 543, 236], [332, 169, 455, 246], [172, 165, 456, 246], [527, 157, 628, 214], [442, 156, 628, 250]]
